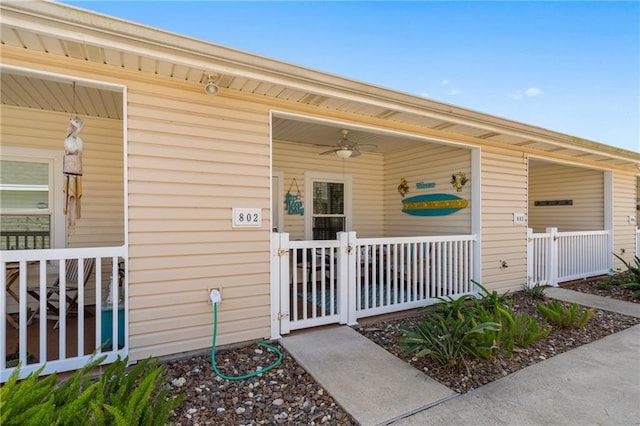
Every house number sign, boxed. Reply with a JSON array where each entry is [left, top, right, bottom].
[[232, 208, 262, 228]]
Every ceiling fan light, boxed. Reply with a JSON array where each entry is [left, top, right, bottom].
[[336, 148, 352, 159]]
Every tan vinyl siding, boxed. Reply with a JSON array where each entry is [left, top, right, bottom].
[[612, 170, 639, 269], [1, 105, 124, 247], [126, 85, 272, 360], [273, 140, 384, 239], [481, 148, 528, 292], [383, 143, 472, 236], [529, 162, 604, 232], [1, 105, 123, 311]]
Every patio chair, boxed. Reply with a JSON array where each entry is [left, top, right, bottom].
[[27, 258, 95, 325]]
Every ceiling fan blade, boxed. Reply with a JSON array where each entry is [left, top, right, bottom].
[[356, 143, 378, 152], [350, 148, 362, 157], [320, 148, 339, 155]]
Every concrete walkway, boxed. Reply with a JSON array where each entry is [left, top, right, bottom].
[[280, 326, 457, 425], [282, 289, 640, 426]]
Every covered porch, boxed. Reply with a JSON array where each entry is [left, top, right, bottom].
[[1, 67, 126, 381]]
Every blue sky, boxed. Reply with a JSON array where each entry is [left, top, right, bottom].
[[63, 1, 639, 153]]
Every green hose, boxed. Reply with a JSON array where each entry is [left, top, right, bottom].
[[210, 302, 283, 380]]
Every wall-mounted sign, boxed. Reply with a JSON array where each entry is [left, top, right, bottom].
[[232, 208, 262, 227], [416, 181, 436, 189], [285, 192, 304, 215], [534, 200, 573, 207]]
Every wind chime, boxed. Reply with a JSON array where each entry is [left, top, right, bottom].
[[63, 82, 84, 236]]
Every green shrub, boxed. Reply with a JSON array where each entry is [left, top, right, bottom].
[[613, 254, 640, 283], [612, 254, 640, 299], [401, 293, 501, 367], [536, 300, 595, 329], [0, 356, 184, 426], [521, 282, 547, 300], [511, 312, 551, 348], [473, 280, 511, 311], [474, 301, 549, 355]]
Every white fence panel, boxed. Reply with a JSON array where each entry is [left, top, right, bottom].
[[636, 229, 640, 258], [527, 228, 610, 287], [557, 230, 610, 282], [2, 246, 127, 383], [354, 235, 476, 320], [273, 232, 478, 334]]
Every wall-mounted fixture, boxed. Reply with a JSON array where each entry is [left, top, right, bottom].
[[397, 177, 409, 197], [204, 73, 219, 96], [499, 260, 508, 270], [450, 171, 468, 192]]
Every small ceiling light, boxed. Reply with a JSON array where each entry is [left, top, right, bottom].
[[204, 74, 219, 96], [336, 148, 352, 159]]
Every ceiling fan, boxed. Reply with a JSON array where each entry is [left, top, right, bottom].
[[319, 129, 377, 159]]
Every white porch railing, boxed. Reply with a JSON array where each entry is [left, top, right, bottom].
[[271, 232, 477, 335], [1, 246, 127, 382], [636, 229, 640, 258], [527, 227, 610, 287]]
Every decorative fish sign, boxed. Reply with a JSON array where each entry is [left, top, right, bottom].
[[402, 193, 468, 216]]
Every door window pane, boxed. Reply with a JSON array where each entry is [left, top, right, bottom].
[[313, 182, 344, 215]]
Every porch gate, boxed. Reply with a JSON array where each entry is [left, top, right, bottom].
[[526, 227, 611, 287], [271, 232, 477, 335]]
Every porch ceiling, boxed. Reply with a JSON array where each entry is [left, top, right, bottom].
[[1, 1, 638, 169]]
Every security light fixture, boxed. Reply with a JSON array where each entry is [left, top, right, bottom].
[[204, 74, 219, 96]]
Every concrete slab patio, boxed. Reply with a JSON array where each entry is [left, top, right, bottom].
[[282, 289, 640, 426]]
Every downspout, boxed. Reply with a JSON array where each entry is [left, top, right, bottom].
[[471, 148, 482, 292]]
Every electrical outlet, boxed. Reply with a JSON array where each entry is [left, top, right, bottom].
[[208, 288, 222, 304]]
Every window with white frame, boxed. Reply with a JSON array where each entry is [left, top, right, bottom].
[[305, 171, 352, 240], [1, 148, 64, 250]]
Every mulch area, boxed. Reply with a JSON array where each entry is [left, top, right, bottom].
[[357, 290, 639, 394], [165, 277, 638, 424], [561, 275, 639, 303]]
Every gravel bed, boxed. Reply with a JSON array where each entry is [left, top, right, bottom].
[[357, 291, 640, 394], [164, 284, 639, 424], [165, 345, 357, 425], [562, 277, 639, 304]]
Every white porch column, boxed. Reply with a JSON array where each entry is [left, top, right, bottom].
[[547, 227, 559, 286], [603, 170, 613, 271], [471, 148, 482, 290]]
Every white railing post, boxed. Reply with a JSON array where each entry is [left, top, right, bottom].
[[547, 227, 559, 286], [526, 228, 534, 288], [606, 230, 613, 273], [270, 232, 283, 339], [278, 233, 291, 336], [345, 232, 358, 326], [337, 232, 350, 325]]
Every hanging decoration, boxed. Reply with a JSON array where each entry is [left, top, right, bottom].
[[402, 193, 468, 216], [63, 82, 84, 236], [450, 171, 468, 192], [284, 178, 304, 216], [397, 177, 409, 197]]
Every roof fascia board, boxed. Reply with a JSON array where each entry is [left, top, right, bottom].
[[3, 1, 639, 165]]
